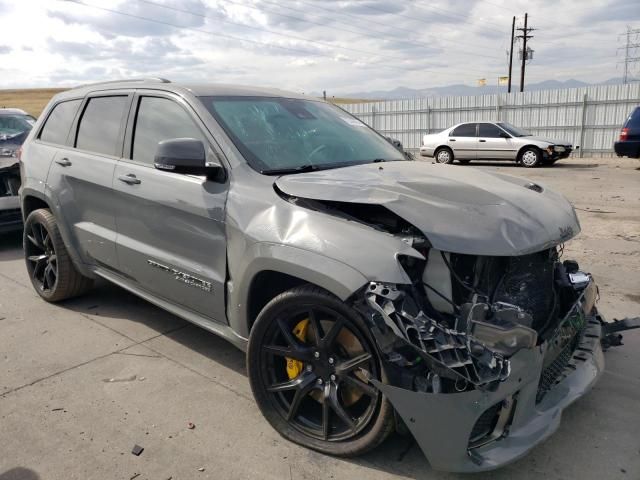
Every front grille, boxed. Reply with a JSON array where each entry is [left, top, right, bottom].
[[536, 316, 585, 403], [469, 403, 500, 444]]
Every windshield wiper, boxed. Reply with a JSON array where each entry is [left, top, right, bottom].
[[261, 164, 320, 175]]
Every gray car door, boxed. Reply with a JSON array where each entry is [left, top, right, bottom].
[[44, 93, 132, 269], [112, 92, 228, 322], [477, 123, 516, 160], [448, 123, 477, 159]]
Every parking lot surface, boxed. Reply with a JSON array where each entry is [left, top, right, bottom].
[[1, 157, 639, 480]]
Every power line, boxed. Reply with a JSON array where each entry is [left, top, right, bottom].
[[133, 0, 501, 76], [136, 0, 417, 63], [61, 0, 502, 79], [618, 26, 640, 84], [367, 1, 505, 31], [515, 12, 534, 92], [294, 0, 505, 56], [220, 0, 503, 61]]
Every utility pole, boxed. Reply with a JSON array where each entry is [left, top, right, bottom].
[[516, 13, 534, 92], [508, 16, 515, 93], [619, 26, 640, 84]]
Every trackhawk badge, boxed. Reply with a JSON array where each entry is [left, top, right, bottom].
[[147, 260, 213, 293]]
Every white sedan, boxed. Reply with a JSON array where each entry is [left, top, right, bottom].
[[420, 122, 573, 167]]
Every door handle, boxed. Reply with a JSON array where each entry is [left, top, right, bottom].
[[55, 158, 72, 167], [479, 139, 487, 142], [118, 174, 141, 185], [449, 139, 456, 142]]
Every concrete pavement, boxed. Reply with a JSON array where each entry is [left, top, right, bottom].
[[1, 157, 639, 480]]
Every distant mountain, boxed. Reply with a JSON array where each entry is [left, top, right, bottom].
[[328, 78, 623, 100]]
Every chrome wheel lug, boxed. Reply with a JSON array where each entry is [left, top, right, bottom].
[[328, 357, 334, 365], [306, 364, 313, 372], [316, 378, 323, 385], [314, 351, 320, 359], [330, 374, 336, 382]]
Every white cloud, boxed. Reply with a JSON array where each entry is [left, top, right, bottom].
[[0, 0, 637, 93]]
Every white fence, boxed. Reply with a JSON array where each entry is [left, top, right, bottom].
[[340, 83, 640, 157]]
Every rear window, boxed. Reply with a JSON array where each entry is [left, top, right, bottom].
[[76, 96, 128, 156], [451, 124, 477, 137], [39, 100, 81, 145], [624, 107, 640, 128]]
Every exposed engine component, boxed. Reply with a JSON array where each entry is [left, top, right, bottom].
[[361, 283, 510, 391], [358, 241, 611, 397]]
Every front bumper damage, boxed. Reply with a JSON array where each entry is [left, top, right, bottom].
[[358, 280, 639, 473], [0, 158, 22, 233]]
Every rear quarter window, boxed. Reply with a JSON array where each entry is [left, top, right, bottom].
[[39, 99, 81, 145], [625, 107, 640, 128]]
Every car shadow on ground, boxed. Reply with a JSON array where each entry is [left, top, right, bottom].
[[0, 468, 40, 480], [61, 281, 441, 476], [0, 230, 23, 262]]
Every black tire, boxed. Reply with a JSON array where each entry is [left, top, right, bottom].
[[519, 147, 542, 168], [434, 147, 454, 164], [24, 208, 93, 302], [247, 285, 394, 457], [457, 159, 471, 165]]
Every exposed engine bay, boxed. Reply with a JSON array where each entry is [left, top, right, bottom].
[[358, 245, 597, 396]]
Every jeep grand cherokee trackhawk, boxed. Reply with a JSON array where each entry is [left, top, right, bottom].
[[19, 79, 639, 473]]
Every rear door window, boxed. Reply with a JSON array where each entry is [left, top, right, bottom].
[[478, 123, 504, 138], [39, 100, 81, 145], [451, 124, 477, 137], [76, 96, 128, 156], [131, 96, 206, 165], [625, 107, 640, 128]]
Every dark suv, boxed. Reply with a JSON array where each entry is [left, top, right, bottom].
[[1, 108, 35, 233], [18, 78, 639, 473], [614, 106, 640, 158]]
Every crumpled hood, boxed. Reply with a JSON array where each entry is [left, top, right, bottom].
[[275, 161, 580, 256]]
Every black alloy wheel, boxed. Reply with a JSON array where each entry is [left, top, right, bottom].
[[25, 217, 58, 293], [248, 285, 393, 456], [23, 209, 92, 302]]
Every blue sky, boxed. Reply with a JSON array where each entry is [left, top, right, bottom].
[[0, 0, 638, 93]]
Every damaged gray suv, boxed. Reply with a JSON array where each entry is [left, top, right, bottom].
[[19, 79, 639, 472]]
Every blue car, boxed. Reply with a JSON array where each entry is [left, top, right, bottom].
[[614, 106, 640, 159]]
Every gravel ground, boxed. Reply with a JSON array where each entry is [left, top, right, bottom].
[[0, 156, 638, 480]]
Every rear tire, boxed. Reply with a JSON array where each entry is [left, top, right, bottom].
[[519, 147, 542, 168], [23, 209, 93, 302], [247, 285, 394, 457], [435, 147, 454, 164]]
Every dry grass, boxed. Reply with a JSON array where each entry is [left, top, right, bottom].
[[0, 88, 67, 117]]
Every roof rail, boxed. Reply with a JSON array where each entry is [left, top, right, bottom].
[[75, 78, 171, 88]]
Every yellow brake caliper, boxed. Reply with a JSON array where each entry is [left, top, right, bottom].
[[286, 319, 309, 379]]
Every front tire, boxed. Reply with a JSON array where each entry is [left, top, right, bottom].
[[23, 209, 93, 302], [519, 147, 542, 168], [435, 147, 454, 164], [247, 285, 394, 457]]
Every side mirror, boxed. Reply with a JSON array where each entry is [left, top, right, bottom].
[[154, 138, 222, 176], [500, 132, 511, 139]]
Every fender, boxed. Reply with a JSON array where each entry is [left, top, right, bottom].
[[227, 241, 369, 339], [21, 186, 96, 279]]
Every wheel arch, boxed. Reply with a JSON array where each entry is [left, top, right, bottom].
[[21, 190, 51, 221], [228, 243, 369, 339], [516, 144, 543, 162], [20, 188, 94, 279]]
